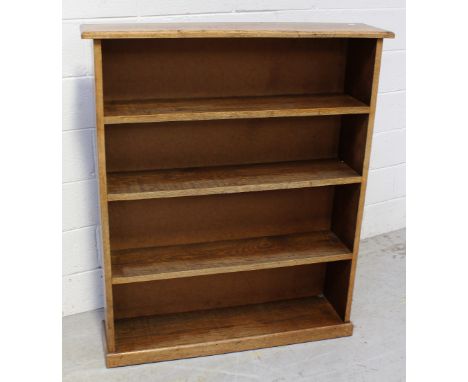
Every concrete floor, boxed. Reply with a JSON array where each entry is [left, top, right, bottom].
[[63, 229, 405, 382]]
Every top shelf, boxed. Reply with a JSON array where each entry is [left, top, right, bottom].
[[81, 22, 395, 39], [104, 94, 369, 124]]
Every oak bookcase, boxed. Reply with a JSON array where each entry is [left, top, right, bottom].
[[81, 22, 394, 367]]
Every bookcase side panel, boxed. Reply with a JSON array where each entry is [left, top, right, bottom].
[[344, 38, 384, 322], [93, 39, 116, 351]]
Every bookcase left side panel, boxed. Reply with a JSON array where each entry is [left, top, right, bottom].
[[93, 39, 115, 352]]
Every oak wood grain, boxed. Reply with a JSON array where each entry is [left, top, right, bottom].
[[111, 231, 352, 284], [83, 24, 392, 366], [103, 94, 370, 124], [107, 159, 361, 201], [81, 22, 394, 39], [107, 296, 351, 366], [93, 40, 116, 352]]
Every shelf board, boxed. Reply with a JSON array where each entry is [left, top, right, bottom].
[[81, 22, 395, 39], [111, 230, 352, 284], [103, 94, 370, 124], [108, 296, 353, 367], [107, 159, 362, 201]]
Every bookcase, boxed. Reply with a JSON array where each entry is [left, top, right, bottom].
[[81, 22, 394, 367]]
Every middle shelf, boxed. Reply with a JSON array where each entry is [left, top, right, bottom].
[[103, 93, 370, 124], [111, 230, 352, 284], [107, 159, 362, 201]]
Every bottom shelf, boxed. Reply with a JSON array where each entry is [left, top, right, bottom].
[[107, 296, 353, 367]]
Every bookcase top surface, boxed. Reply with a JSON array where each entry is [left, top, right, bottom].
[[81, 22, 394, 39]]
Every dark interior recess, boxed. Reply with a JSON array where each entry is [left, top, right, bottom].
[[109, 184, 359, 321], [105, 114, 369, 175], [105, 116, 341, 172], [113, 264, 326, 319], [101, 38, 375, 105], [105, 37, 377, 328], [112, 260, 353, 322], [102, 38, 347, 101], [108, 187, 335, 251]]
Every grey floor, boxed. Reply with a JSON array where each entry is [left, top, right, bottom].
[[63, 229, 405, 382]]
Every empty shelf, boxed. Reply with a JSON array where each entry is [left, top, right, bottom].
[[107, 159, 362, 201], [104, 93, 370, 124], [109, 296, 353, 366], [111, 230, 352, 284]]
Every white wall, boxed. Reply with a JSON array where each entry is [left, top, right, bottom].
[[62, 1, 406, 316]]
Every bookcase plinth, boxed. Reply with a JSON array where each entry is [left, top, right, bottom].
[[104, 297, 353, 368]]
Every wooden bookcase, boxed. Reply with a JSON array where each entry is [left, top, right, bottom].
[[81, 22, 394, 367]]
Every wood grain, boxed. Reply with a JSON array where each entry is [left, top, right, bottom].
[[107, 296, 352, 367], [81, 22, 394, 39], [93, 40, 115, 352], [111, 231, 352, 284], [83, 24, 392, 366], [104, 94, 370, 124], [107, 159, 361, 201]]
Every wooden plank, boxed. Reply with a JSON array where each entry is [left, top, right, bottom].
[[107, 159, 362, 201], [107, 296, 352, 367], [93, 40, 116, 352], [111, 231, 352, 284], [81, 22, 394, 39], [104, 94, 370, 124]]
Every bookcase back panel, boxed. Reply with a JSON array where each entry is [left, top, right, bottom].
[[113, 264, 326, 319], [108, 187, 334, 251], [101, 38, 347, 101], [105, 116, 341, 172]]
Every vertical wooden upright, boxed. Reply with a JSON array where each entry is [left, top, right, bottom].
[[83, 23, 394, 367], [92, 39, 115, 351]]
